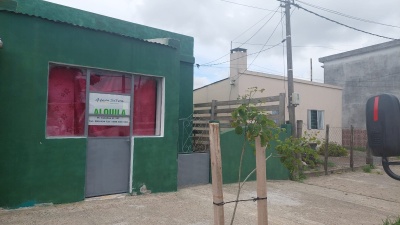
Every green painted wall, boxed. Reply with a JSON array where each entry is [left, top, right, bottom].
[[178, 62, 194, 152], [220, 125, 291, 184], [0, 8, 193, 208]]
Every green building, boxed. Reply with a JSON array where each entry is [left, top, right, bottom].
[[0, 0, 194, 208]]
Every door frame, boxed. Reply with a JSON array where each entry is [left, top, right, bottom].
[[84, 70, 135, 197]]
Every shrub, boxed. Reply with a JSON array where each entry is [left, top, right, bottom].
[[362, 164, 375, 173], [318, 141, 348, 157], [276, 132, 321, 180]]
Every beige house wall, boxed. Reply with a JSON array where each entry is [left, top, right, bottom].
[[194, 79, 233, 103], [238, 72, 342, 142], [194, 48, 343, 144], [194, 72, 343, 143]]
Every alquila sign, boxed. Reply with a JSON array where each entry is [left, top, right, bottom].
[[88, 93, 131, 126]]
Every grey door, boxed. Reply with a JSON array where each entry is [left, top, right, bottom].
[[85, 72, 133, 198], [85, 138, 130, 197]]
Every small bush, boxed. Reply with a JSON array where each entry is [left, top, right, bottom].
[[383, 216, 400, 225], [318, 142, 348, 157], [363, 164, 375, 173], [276, 133, 321, 180]]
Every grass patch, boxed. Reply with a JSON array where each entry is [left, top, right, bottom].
[[362, 164, 375, 173], [383, 216, 400, 225], [353, 146, 366, 152], [327, 161, 336, 167]]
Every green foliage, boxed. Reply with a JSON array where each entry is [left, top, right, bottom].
[[327, 161, 336, 168], [318, 141, 348, 157], [362, 164, 375, 173], [383, 216, 400, 225], [276, 132, 321, 180], [231, 87, 278, 147], [229, 87, 279, 225], [353, 146, 367, 152]]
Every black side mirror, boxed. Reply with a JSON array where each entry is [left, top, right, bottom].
[[366, 94, 400, 181]]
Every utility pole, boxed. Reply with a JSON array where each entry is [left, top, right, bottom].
[[284, 0, 296, 137]]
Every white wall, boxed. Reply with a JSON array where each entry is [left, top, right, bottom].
[[194, 79, 234, 104], [193, 71, 343, 143]]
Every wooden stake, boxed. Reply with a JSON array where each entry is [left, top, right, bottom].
[[209, 122, 225, 225], [324, 125, 330, 175], [255, 136, 268, 225]]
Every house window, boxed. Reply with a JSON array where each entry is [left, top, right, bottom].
[[308, 110, 324, 130], [46, 65, 163, 137]]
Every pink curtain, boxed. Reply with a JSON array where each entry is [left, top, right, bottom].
[[46, 67, 86, 136], [47, 69, 158, 137], [133, 76, 157, 135]]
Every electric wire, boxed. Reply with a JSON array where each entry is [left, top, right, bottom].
[[202, 39, 285, 67], [233, 13, 286, 81], [284, 1, 398, 40], [220, 0, 280, 12], [232, 42, 345, 51], [296, 0, 400, 29], [200, 6, 281, 67], [232, 10, 277, 42]]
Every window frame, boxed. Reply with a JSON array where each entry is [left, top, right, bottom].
[[307, 109, 325, 130], [46, 63, 165, 139]]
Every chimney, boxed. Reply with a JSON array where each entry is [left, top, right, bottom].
[[230, 48, 247, 79]]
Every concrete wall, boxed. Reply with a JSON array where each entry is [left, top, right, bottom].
[[320, 40, 400, 129]]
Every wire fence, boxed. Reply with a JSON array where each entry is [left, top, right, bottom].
[[300, 123, 380, 175], [179, 114, 210, 153]]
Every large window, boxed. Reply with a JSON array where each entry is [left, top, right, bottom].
[[46, 65, 163, 137], [307, 110, 324, 130]]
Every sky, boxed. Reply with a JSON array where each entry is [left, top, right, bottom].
[[45, 0, 400, 89]]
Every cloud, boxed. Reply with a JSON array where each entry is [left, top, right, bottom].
[[194, 76, 212, 89]]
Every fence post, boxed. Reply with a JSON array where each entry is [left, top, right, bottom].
[[324, 125, 330, 175], [209, 122, 224, 225], [366, 141, 374, 166], [350, 125, 354, 171], [211, 100, 217, 121], [297, 120, 303, 175], [255, 137, 268, 225]]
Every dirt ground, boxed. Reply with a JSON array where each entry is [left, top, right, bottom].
[[1, 167, 400, 225]]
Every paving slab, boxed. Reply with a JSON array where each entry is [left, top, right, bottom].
[[1, 167, 400, 225]]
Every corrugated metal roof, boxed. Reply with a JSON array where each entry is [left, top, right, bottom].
[[0, 0, 195, 57]]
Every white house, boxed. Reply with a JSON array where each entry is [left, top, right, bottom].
[[194, 48, 343, 141]]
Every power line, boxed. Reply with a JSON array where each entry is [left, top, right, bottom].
[[232, 10, 277, 41], [236, 13, 286, 80], [285, 1, 398, 40], [236, 7, 280, 50], [220, 0, 280, 12], [202, 39, 285, 67], [232, 42, 345, 51], [296, 0, 400, 29], [200, 6, 281, 66]]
